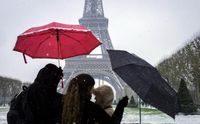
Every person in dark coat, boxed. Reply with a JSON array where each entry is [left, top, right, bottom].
[[26, 63, 63, 124], [62, 73, 128, 124]]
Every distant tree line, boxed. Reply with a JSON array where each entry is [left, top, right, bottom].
[[156, 35, 200, 105], [0, 76, 28, 105]]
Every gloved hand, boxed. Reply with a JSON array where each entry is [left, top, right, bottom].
[[118, 96, 128, 107]]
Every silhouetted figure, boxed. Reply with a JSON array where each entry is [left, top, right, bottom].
[[62, 74, 128, 124], [26, 63, 63, 124]]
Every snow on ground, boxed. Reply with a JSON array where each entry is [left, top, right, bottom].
[[1, 107, 200, 124], [0, 111, 7, 124], [122, 113, 200, 124]]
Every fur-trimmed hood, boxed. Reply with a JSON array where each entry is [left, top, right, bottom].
[[93, 85, 114, 109]]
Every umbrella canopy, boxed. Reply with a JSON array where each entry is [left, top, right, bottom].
[[107, 49, 177, 119], [13, 22, 101, 63]]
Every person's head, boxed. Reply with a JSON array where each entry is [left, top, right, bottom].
[[62, 73, 95, 124], [35, 63, 63, 86], [93, 85, 114, 109]]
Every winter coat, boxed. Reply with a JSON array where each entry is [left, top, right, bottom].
[[27, 83, 63, 124], [81, 99, 127, 124], [25, 64, 63, 124]]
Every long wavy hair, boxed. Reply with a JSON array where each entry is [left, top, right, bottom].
[[62, 74, 95, 124]]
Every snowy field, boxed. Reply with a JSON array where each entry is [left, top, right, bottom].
[[1, 107, 200, 124], [122, 110, 200, 124], [0, 111, 7, 124], [122, 107, 200, 124]]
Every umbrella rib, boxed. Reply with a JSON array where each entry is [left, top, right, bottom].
[[117, 63, 153, 70], [33, 35, 52, 57], [61, 32, 89, 52]]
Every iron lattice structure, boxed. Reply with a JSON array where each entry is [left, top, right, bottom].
[[62, 0, 132, 101]]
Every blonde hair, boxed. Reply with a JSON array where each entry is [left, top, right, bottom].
[[62, 79, 80, 124], [93, 85, 114, 108], [62, 74, 95, 124]]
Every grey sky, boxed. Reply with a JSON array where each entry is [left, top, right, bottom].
[[0, 0, 200, 82]]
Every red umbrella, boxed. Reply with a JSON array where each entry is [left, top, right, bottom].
[[13, 22, 101, 64]]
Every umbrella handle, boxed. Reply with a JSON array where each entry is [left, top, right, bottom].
[[58, 59, 60, 67], [23, 53, 27, 64]]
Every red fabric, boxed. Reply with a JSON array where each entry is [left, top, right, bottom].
[[13, 22, 101, 60]]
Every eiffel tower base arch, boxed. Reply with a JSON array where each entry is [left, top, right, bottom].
[[61, 55, 127, 102]]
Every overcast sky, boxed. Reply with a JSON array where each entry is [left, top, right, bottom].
[[0, 0, 200, 82]]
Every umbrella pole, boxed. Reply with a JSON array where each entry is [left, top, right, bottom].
[[58, 59, 60, 67], [56, 30, 61, 68], [139, 98, 141, 124]]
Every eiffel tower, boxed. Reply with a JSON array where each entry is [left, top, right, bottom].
[[62, 0, 132, 101]]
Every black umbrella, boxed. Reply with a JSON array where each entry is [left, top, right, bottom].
[[107, 49, 177, 119]]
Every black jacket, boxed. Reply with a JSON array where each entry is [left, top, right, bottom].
[[81, 99, 126, 124], [27, 83, 63, 124]]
